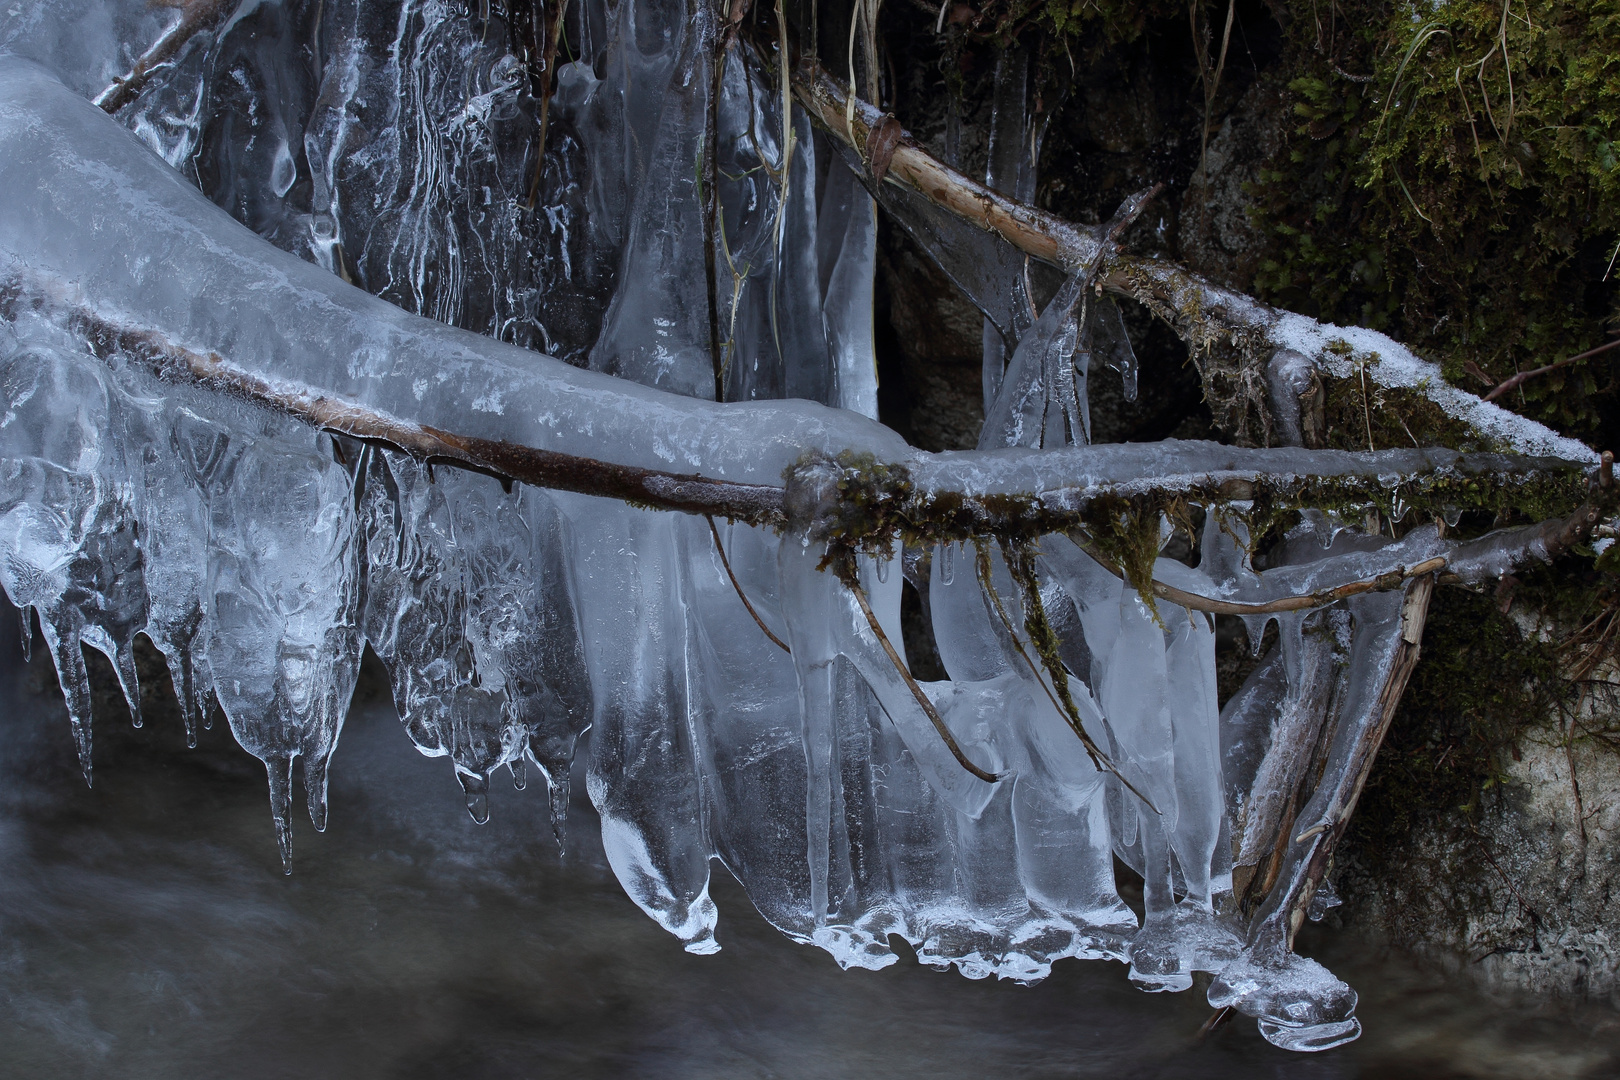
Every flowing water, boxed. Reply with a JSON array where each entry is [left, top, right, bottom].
[[0, 600, 1616, 1080]]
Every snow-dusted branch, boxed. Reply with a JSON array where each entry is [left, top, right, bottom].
[[790, 58, 1598, 464]]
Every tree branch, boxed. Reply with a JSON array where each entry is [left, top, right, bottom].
[[94, 0, 234, 115], [789, 57, 1598, 464], [1482, 337, 1620, 403], [55, 289, 789, 526], [792, 57, 1107, 272], [2, 272, 1602, 602]]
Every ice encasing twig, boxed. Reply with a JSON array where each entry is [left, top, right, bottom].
[[93, 0, 234, 114]]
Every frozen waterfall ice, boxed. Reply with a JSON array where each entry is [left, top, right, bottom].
[[0, 0, 1603, 1054]]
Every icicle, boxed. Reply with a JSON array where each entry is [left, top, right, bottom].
[[981, 45, 1034, 415], [818, 152, 880, 418], [205, 428, 362, 869], [585, 0, 720, 398], [458, 767, 491, 826], [575, 508, 719, 954], [361, 450, 582, 825], [263, 752, 296, 874], [980, 275, 1088, 451], [1093, 297, 1139, 403], [0, 337, 149, 782], [121, 377, 220, 748]]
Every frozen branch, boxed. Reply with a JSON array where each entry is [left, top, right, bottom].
[[93, 0, 233, 114], [2, 266, 1599, 617]]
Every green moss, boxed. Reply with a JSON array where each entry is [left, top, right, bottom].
[[782, 447, 1590, 582], [1251, 0, 1620, 446], [1076, 493, 1166, 617], [1321, 371, 1488, 453]]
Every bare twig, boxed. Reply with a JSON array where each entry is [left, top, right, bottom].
[[1197, 1005, 1237, 1040], [1190, 0, 1237, 195], [524, 0, 572, 209], [706, 514, 791, 652], [981, 539, 1163, 813], [844, 567, 1003, 783], [974, 543, 1113, 775], [1073, 546, 1451, 616], [1482, 338, 1620, 402]]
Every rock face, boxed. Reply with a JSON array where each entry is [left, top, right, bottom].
[[1174, 82, 1285, 296], [1338, 629, 1620, 1005]]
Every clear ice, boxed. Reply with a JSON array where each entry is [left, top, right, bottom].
[[0, 0, 1594, 1052]]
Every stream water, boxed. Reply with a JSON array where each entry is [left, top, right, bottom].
[[0, 599, 1616, 1080]]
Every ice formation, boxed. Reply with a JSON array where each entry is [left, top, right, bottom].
[[0, 1, 1602, 1053]]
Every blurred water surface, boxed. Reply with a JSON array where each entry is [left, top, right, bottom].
[[0, 603, 1616, 1080]]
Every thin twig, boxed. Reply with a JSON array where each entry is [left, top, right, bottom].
[[706, 514, 791, 652], [844, 567, 1003, 783], [974, 542, 1104, 768], [972, 541, 1161, 812], [524, 0, 572, 210], [1196, 1005, 1236, 1041], [1483, 338, 1620, 402], [1270, 573, 1437, 950], [1072, 543, 1451, 616], [703, 2, 729, 400], [1191, 0, 1237, 196]]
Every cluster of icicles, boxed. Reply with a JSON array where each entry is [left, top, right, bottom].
[[0, 0, 1582, 1054]]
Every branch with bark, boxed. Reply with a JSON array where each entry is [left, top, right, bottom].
[[93, 0, 234, 115], [788, 58, 1597, 464]]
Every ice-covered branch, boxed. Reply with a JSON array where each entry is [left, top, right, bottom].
[[2, 261, 1599, 595], [1071, 450, 1616, 616], [18, 275, 789, 526], [92, 0, 232, 114], [8, 265, 1593, 551]]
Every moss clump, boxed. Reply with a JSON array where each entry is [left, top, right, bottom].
[[782, 445, 1590, 572], [1321, 370, 1491, 454], [1075, 493, 1165, 611], [1251, 0, 1620, 446]]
